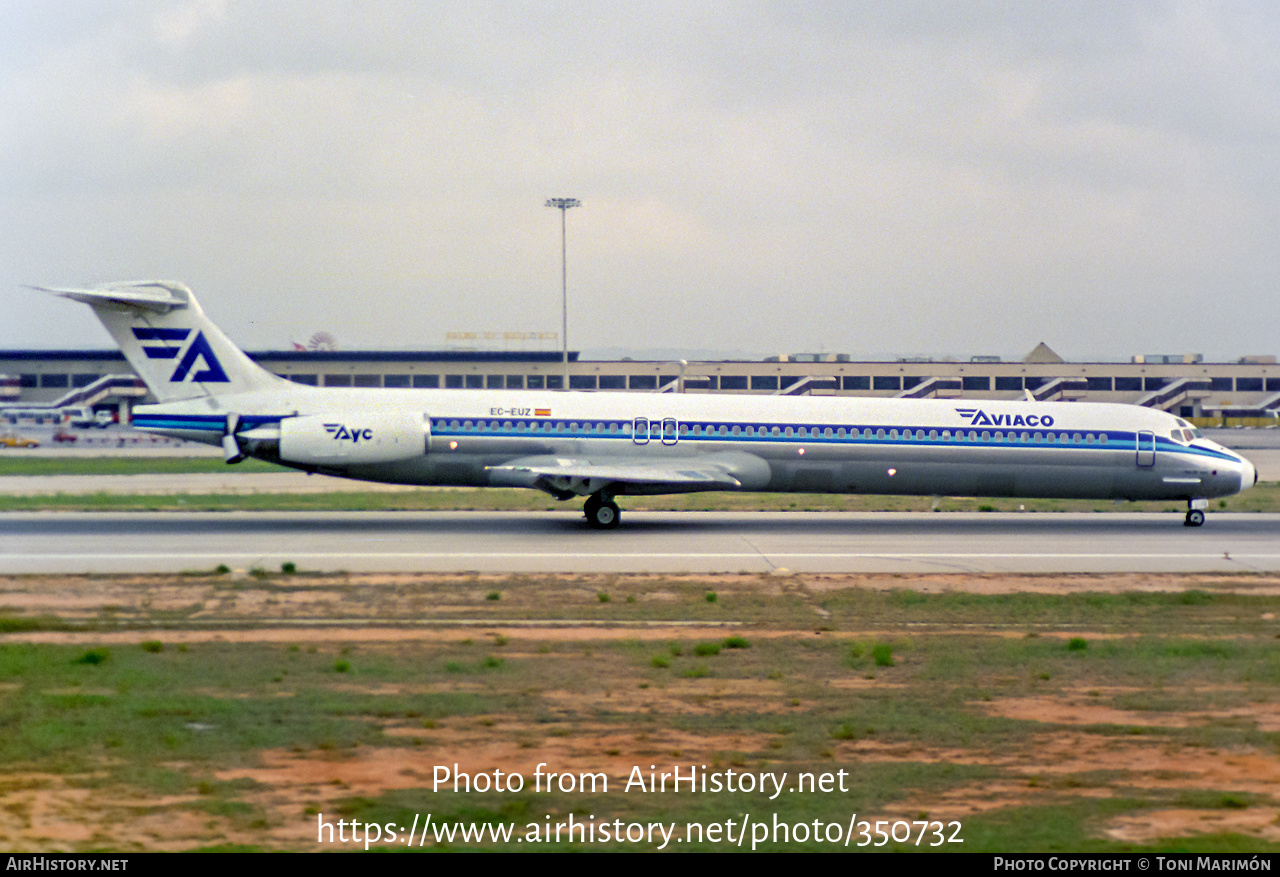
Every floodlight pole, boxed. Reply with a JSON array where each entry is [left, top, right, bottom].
[[545, 197, 580, 389]]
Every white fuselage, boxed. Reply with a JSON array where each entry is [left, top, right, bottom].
[[133, 385, 1257, 503]]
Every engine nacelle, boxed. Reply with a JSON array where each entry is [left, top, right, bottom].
[[278, 412, 427, 466]]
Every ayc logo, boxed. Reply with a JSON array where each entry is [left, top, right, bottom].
[[132, 327, 230, 383], [324, 423, 375, 443], [956, 408, 1055, 428]]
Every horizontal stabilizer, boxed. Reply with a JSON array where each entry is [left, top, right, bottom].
[[30, 281, 192, 313]]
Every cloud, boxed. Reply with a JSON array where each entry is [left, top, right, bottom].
[[2, 1, 1278, 360]]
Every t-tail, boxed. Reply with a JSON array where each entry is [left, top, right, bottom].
[[34, 281, 286, 403]]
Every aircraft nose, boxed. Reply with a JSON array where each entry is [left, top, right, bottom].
[[1238, 456, 1257, 492]]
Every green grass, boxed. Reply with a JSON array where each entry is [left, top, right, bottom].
[[0, 456, 281, 476], [3, 578, 1280, 851]]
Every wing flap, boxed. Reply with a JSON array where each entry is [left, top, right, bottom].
[[488, 456, 744, 496]]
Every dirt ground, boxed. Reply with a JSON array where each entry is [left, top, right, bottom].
[[2, 571, 1279, 851]]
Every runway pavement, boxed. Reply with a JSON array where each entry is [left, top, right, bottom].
[[4, 510, 1279, 575]]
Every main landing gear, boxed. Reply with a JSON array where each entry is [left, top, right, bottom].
[[584, 493, 621, 530], [1184, 498, 1208, 527]]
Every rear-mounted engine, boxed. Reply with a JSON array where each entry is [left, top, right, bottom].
[[278, 412, 428, 465]]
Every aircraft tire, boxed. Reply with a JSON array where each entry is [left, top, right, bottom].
[[586, 496, 621, 530], [1184, 509, 1205, 527]]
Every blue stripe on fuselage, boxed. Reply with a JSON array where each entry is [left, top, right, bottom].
[[425, 417, 1242, 464], [131, 411, 1241, 467], [133, 413, 283, 431]]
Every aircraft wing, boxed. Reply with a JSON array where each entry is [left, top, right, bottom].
[[487, 454, 753, 497]]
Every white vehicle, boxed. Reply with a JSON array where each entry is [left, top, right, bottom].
[[62, 406, 94, 427], [39, 281, 1256, 529]]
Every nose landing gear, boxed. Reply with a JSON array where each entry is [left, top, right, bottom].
[[1184, 498, 1208, 527], [584, 493, 622, 529]]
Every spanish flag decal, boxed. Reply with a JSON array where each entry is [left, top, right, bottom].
[[535, 408, 551, 417]]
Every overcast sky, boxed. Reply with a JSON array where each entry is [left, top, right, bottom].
[[2, 1, 1278, 361]]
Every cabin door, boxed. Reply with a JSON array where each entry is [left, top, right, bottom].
[[661, 417, 679, 445], [632, 417, 650, 445], [1136, 431, 1156, 468]]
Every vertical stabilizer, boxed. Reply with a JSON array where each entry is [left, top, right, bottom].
[[35, 281, 286, 402]]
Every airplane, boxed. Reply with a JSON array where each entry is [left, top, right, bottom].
[[36, 280, 1257, 529]]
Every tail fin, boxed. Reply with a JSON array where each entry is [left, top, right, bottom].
[[34, 281, 286, 402]]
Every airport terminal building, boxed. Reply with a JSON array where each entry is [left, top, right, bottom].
[[2, 344, 1278, 426]]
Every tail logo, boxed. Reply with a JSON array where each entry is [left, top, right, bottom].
[[132, 327, 230, 383]]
